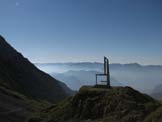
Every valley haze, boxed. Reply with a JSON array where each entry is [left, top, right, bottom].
[[35, 62, 162, 99]]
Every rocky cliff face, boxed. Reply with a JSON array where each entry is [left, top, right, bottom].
[[0, 35, 72, 103]]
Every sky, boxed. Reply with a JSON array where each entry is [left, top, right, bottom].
[[0, 0, 162, 65]]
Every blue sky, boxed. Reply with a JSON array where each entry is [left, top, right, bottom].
[[0, 0, 162, 65]]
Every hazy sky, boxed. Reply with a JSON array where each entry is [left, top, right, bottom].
[[0, 0, 162, 65]]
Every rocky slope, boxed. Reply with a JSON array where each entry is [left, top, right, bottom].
[[28, 86, 162, 122]]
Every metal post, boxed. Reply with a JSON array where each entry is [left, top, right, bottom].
[[107, 58, 110, 87], [104, 57, 106, 74], [96, 74, 97, 85]]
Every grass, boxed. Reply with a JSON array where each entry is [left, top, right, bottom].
[[0, 85, 50, 111], [27, 85, 162, 122], [144, 105, 162, 122]]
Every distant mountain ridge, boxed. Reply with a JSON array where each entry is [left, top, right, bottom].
[[0, 35, 72, 103], [36, 62, 162, 68], [36, 62, 162, 95], [36, 62, 162, 74]]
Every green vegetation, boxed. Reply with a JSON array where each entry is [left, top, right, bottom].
[[144, 106, 162, 122], [0, 82, 51, 122], [0, 85, 50, 111], [27, 86, 162, 122]]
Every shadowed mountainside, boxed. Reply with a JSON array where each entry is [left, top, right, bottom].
[[0, 85, 49, 122], [0, 35, 74, 122], [0, 35, 72, 103]]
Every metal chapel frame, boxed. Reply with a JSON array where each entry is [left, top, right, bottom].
[[96, 57, 110, 87]]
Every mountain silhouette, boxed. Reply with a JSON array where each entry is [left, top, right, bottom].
[[0, 35, 72, 103]]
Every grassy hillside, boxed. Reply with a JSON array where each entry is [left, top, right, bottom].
[[27, 86, 162, 122], [0, 85, 49, 122]]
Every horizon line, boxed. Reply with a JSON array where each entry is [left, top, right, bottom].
[[34, 62, 162, 66]]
